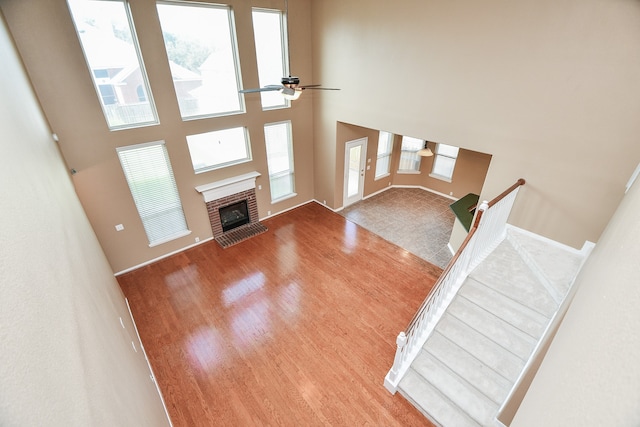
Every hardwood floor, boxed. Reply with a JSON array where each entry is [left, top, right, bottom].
[[118, 202, 440, 426]]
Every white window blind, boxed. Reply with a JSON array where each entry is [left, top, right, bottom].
[[431, 143, 460, 181], [264, 121, 295, 201], [375, 131, 393, 178], [117, 141, 189, 246], [398, 136, 423, 173]]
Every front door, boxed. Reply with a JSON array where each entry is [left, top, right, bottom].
[[343, 138, 367, 207]]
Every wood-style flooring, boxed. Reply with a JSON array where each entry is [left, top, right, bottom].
[[118, 202, 440, 426]]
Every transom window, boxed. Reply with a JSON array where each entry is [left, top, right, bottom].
[[157, 2, 244, 119], [264, 121, 295, 202], [431, 143, 460, 181], [398, 136, 424, 173], [67, 0, 158, 130], [251, 8, 289, 110], [375, 131, 394, 179], [117, 141, 190, 246], [186, 127, 252, 173]]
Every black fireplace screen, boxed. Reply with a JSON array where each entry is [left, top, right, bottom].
[[219, 200, 250, 232]]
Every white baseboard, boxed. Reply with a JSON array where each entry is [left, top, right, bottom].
[[115, 237, 214, 276], [125, 298, 173, 427]]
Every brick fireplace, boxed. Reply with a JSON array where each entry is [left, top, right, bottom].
[[195, 172, 267, 247]]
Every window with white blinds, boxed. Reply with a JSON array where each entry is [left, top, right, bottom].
[[398, 136, 423, 173], [264, 121, 295, 202], [116, 141, 190, 246], [431, 143, 460, 181], [375, 131, 393, 179]]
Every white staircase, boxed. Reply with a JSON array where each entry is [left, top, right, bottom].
[[397, 226, 591, 426]]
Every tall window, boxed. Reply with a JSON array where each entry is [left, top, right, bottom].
[[157, 2, 243, 119], [431, 143, 460, 181], [186, 127, 252, 173], [398, 136, 424, 173], [252, 8, 288, 110], [375, 131, 393, 179], [117, 141, 189, 246], [264, 121, 295, 201], [67, 0, 158, 130]]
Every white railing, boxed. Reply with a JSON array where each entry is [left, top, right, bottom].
[[384, 179, 526, 393]]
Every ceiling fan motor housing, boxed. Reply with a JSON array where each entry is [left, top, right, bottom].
[[281, 76, 300, 88]]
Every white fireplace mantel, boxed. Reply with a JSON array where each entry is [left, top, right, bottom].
[[195, 171, 261, 203]]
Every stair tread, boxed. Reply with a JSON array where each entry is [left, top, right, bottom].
[[411, 351, 500, 425], [448, 295, 537, 360], [425, 332, 512, 404], [460, 278, 549, 339], [507, 227, 584, 297], [436, 314, 525, 381], [469, 239, 558, 316], [399, 368, 482, 427]]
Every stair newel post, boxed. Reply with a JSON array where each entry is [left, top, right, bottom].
[[388, 332, 407, 385]]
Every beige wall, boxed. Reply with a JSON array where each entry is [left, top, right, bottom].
[[512, 174, 640, 426], [311, 0, 640, 249], [0, 12, 168, 425], [1, 0, 315, 273]]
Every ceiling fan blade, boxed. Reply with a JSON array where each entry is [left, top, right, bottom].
[[239, 85, 283, 94], [302, 87, 341, 91], [298, 84, 322, 89]]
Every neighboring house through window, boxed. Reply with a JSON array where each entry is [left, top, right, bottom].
[[398, 136, 424, 173], [117, 141, 190, 246], [67, 0, 158, 129], [431, 143, 460, 181], [156, 2, 244, 119]]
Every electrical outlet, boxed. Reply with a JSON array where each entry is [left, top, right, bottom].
[[258, 185, 262, 190], [115, 224, 124, 231], [323, 200, 326, 205], [195, 237, 200, 243], [267, 210, 271, 216], [450, 192, 454, 196]]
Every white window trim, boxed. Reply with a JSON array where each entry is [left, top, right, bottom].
[[264, 120, 295, 202], [187, 127, 253, 174], [251, 7, 291, 111], [430, 143, 459, 182], [69, 0, 159, 130], [157, 1, 246, 120], [375, 131, 393, 180]]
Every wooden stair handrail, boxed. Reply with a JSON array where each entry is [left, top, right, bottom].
[[405, 178, 526, 333]]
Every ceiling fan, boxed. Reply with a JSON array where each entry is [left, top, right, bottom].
[[239, 0, 339, 101], [240, 76, 339, 100]]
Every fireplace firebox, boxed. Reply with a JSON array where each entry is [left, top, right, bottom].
[[219, 200, 250, 232]]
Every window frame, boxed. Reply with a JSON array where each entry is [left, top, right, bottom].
[[67, 0, 159, 130], [156, 1, 246, 120], [264, 120, 296, 203], [397, 136, 424, 174], [251, 7, 290, 110], [375, 131, 394, 179], [430, 143, 460, 182], [186, 127, 253, 174], [116, 140, 190, 247]]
